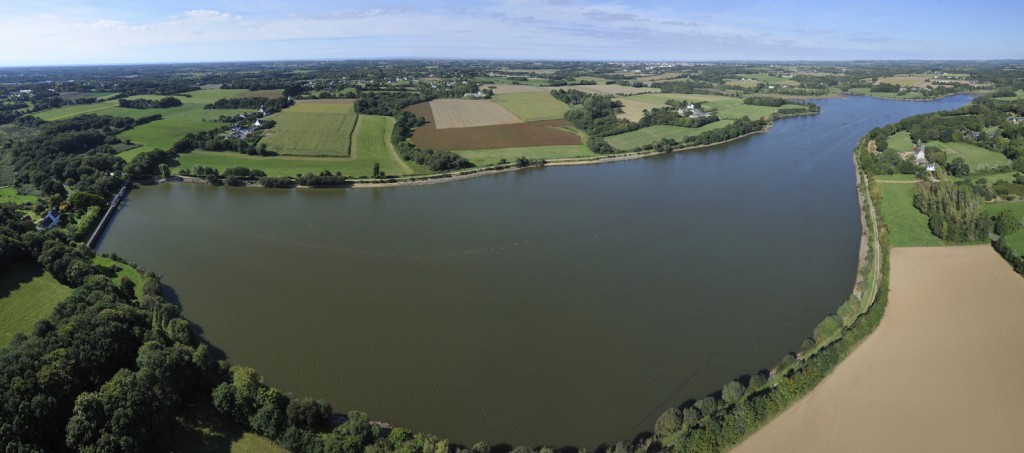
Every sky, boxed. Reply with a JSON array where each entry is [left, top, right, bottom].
[[0, 0, 1019, 66]]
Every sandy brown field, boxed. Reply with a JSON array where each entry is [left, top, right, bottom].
[[615, 98, 657, 122], [428, 99, 523, 129], [732, 245, 1024, 453]]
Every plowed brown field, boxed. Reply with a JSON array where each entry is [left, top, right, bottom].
[[405, 102, 582, 151]]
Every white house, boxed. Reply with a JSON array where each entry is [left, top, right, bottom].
[[254, 119, 262, 127]]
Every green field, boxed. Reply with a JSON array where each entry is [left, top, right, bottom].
[[888, 131, 1010, 170], [993, 89, 1024, 101], [93, 256, 144, 299], [0, 263, 72, 346], [474, 77, 550, 87], [847, 87, 927, 99], [259, 102, 357, 157], [604, 121, 737, 150], [876, 181, 944, 247], [736, 73, 801, 86], [965, 172, 1018, 184], [625, 93, 804, 121], [34, 89, 252, 159], [0, 187, 38, 204], [874, 174, 920, 182], [456, 144, 594, 167], [351, 115, 416, 176], [1004, 230, 1024, 255], [492, 92, 569, 122], [937, 141, 1010, 171]]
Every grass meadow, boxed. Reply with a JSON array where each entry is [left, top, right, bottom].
[[258, 101, 357, 157], [0, 187, 39, 204], [492, 92, 569, 122], [351, 115, 415, 175], [0, 263, 72, 347], [876, 181, 944, 247], [605, 121, 736, 150], [93, 256, 144, 299]]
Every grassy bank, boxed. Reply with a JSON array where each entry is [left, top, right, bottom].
[[0, 263, 72, 346]]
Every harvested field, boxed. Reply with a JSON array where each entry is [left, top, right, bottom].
[[428, 99, 523, 129], [292, 99, 355, 105], [407, 102, 580, 151], [234, 89, 285, 99], [733, 245, 1024, 453], [492, 92, 569, 122], [616, 98, 657, 122]]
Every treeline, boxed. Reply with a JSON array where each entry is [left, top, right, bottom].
[[7, 114, 135, 198], [913, 181, 991, 242], [552, 89, 639, 141], [170, 126, 274, 156], [117, 96, 182, 109], [638, 106, 719, 128], [355, 92, 432, 116], [743, 96, 786, 107], [391, 111, 472, 171], [652, 79, 715, 94], [204, 96, 291, 114]]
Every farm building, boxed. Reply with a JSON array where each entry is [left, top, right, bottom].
[[37, 209, 61, 229]]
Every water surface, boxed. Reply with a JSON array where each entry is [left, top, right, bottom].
[[99, 95, 970, 448]]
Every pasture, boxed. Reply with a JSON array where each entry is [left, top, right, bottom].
[[258, 100, 357, 157], [615, 98, 657, 122], [876, 181, 944, 247], [351, 115, 414, 175], [93, 256, 144, 299], [486, 84, 551, 95], [847, 87, 927, 99], [0, 187, 38, 204], [625, 93, 802, 120], [604, 121, 736, 150], [873, 74, 932, 87], [0, 263, 71, 347], [937, 141, 1010, 170], [736, 73, 801, 86], [492, 92, 569, 122], [428, 99, 523, 129], [456, 145, 594, 167], [35, 89, 253, 156]]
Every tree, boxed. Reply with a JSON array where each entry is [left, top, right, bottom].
[[813, 315, 842, 344], [722, 380, 746, 404], [159, 163, 171, 179], [286, 397, 332, 430], [947, 157, 970, 177], [654, 407, 683, 437], [994, 209, 1022, 236]]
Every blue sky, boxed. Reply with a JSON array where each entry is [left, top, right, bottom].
[[0, 0, 1018, 66]]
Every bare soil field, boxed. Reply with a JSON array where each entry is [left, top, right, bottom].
[[428, 99, 523, 129], [407, 102, 579, 151], [732, 245, 1024, 453]]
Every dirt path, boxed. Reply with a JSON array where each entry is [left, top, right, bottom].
[[731, 245, 1024, 453]]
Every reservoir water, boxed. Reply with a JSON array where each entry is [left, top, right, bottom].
[[98, 95, 970, 448]]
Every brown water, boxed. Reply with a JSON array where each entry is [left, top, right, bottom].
[[98, 95, 970, 449]]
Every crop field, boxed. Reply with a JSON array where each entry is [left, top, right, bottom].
[[492, 92, 569, 122], [58, 91, 118, 101], [0, 263, 71, 347], [428, 99, 523, 129], [234, 89, 285, 99], [258, 100, 357, 157], [408, 101, 580, 151], [456, 144, 594, 167], [473, 77, 550, 87], [724, 79, 761, 88], [604, 121, 736, 150], [351, 115, 413, 175], [847, 87, 927, 99], [874, 74, 932, 87], [876, 181, 944, 247]]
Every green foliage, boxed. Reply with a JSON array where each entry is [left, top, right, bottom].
[[68, 192, 105, 209], [742, 96, 785, 107], [655, 407, 683, 437], [721, 381, 745, 405], [913, 181, 991, 242], [812, 315, 842, 344], [994, 209, 1022, 236]]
